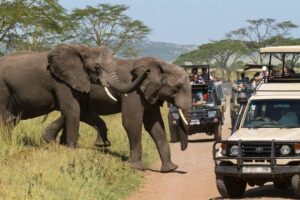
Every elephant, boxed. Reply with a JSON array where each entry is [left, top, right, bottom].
[[42, 57, 192, 172], [0, 44, 148, 147]]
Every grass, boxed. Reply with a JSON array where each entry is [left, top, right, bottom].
[[0, 106, 170, 200]]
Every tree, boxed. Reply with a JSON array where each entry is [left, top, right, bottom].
[[69, 4, 151, 56], [175, 39, 247, 78], [9, 0, 67, 51], [227, 18, 298, 63], [0, 0, 67, 53]]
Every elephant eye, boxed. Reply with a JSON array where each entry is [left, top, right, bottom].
[[95, 64, 103, 72]]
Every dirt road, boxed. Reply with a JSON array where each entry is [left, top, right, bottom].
[[129, 109, 296, 200]]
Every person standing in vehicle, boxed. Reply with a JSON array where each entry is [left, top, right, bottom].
[[251, 72, 261, 88], [200, 68, 214, 81]]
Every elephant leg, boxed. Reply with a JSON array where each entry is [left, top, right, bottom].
[[55, 83, 80, 148], [121, 94, 144, 170], [81, 112, 110, 147], [42, 112, 110, 147], [143, 106, 178, 172], [42, 116, 65, 143], [0, 82, 18, 126]]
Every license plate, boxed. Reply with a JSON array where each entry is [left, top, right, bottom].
[[190, 120, 200, 125], [242, 166, 271, 174]]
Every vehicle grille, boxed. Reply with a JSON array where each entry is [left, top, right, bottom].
[[191, 111, 207, 119], [242, 143, 272, 157]]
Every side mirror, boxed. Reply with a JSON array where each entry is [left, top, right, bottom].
[[237, 92, 248, 105]]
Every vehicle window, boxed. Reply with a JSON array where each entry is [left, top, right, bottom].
[[243, 100, 300, 128], [191, 84, 215, 109]]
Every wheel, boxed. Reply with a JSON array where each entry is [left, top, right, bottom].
[[214, 123, 222, 142], [273, 180, 288, 189], [291, 175, 300, 197], [168, 115, 180, 143], [216, 174, 246, 198]]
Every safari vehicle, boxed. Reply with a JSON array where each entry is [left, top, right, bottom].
[[213, 45, 300, 198], [230, 65, 267, 127], [168, 65, 225, 142]]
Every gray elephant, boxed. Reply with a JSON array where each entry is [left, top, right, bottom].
[[43, 57, 192, 172], [0, 44, 148, 147]]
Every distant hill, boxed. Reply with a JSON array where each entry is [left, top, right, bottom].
[[132, 40, 197, 62]]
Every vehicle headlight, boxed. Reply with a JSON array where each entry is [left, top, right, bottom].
[[208, 110, 217, 118], [294, 143, 300, 154], [280, 145, 291, 156], [221, 143, 227, 155], [230, 145, 239, 156], [172, 113, 179, 119]]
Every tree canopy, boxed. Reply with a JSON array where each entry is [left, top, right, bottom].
[[175, 18, 300, 80], [69, 4, 151, 56], [0, 1, 151, 56]]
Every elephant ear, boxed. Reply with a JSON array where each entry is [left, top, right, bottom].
[[132, 57, 164, 104], [47, 44, 90, 93]]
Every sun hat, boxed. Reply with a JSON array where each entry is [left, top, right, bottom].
[[262, 66, 268, 71]]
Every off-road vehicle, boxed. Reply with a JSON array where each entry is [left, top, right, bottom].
[[214, 45, 300, 198], [169, 65, 225, 142]]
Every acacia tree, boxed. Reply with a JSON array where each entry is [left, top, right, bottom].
[[175, 39, 246, 79], [9, 0, 66, 51], [0, 0, 67, 53], [227, 18, 298, 63], [0, 0, 27, 54], [69, 4, 151, 56]]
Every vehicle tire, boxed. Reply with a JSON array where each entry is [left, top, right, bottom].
[[291, 175, 300, 197], [214, 123, 222, 142], [273, 180, 288, 189], [216, 174, 246, 198]]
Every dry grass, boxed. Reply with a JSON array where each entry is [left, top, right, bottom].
[[0, 106, 170, 200]]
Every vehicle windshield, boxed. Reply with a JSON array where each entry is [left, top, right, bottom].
[[243, 100, 300, 128], [192, 84, 215, 110]]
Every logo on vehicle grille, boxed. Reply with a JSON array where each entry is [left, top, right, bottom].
[[255, 147, 264, 153]]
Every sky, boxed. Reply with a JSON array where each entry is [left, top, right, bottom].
[[59, 0, 300, 45]]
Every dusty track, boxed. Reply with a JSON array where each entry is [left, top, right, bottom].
[[129, 108, 296, 200]]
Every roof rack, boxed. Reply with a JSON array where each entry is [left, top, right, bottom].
[[260, 45, 300, 54]]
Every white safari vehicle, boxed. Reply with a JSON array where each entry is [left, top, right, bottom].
[[213, 46, 300, 198]]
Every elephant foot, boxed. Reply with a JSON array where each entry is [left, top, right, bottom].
[[66, 142, 77, 148], [42, 131, 57, 143], [130, 161, 146, 171], [94, 139, 111, 148], [161, 162, 178, 173]]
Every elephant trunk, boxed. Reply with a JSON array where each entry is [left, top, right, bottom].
[[108, 70, 149, 93], [178, 108, 191, 151]]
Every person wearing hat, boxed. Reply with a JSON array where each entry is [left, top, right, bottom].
[[259, 66, 269, 79]]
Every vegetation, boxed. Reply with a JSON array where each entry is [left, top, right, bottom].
[[69, 4, 150, 57], [175, 18, 300, 80], [0, 106, 172, 199], [0, 1, 150, 56]]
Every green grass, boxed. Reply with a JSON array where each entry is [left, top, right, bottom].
[[0, 106, 170, 200]]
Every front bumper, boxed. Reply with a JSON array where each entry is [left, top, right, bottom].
[[215, 165, 300, 178], [213, 140, 300, 178]]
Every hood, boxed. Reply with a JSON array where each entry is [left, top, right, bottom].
[[229, 128, 300, 141]]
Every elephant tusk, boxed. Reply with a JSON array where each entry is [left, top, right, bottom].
[[178, 108, 188, 125], [124, 94, 128, 97], [104, 87, 118, 102]]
